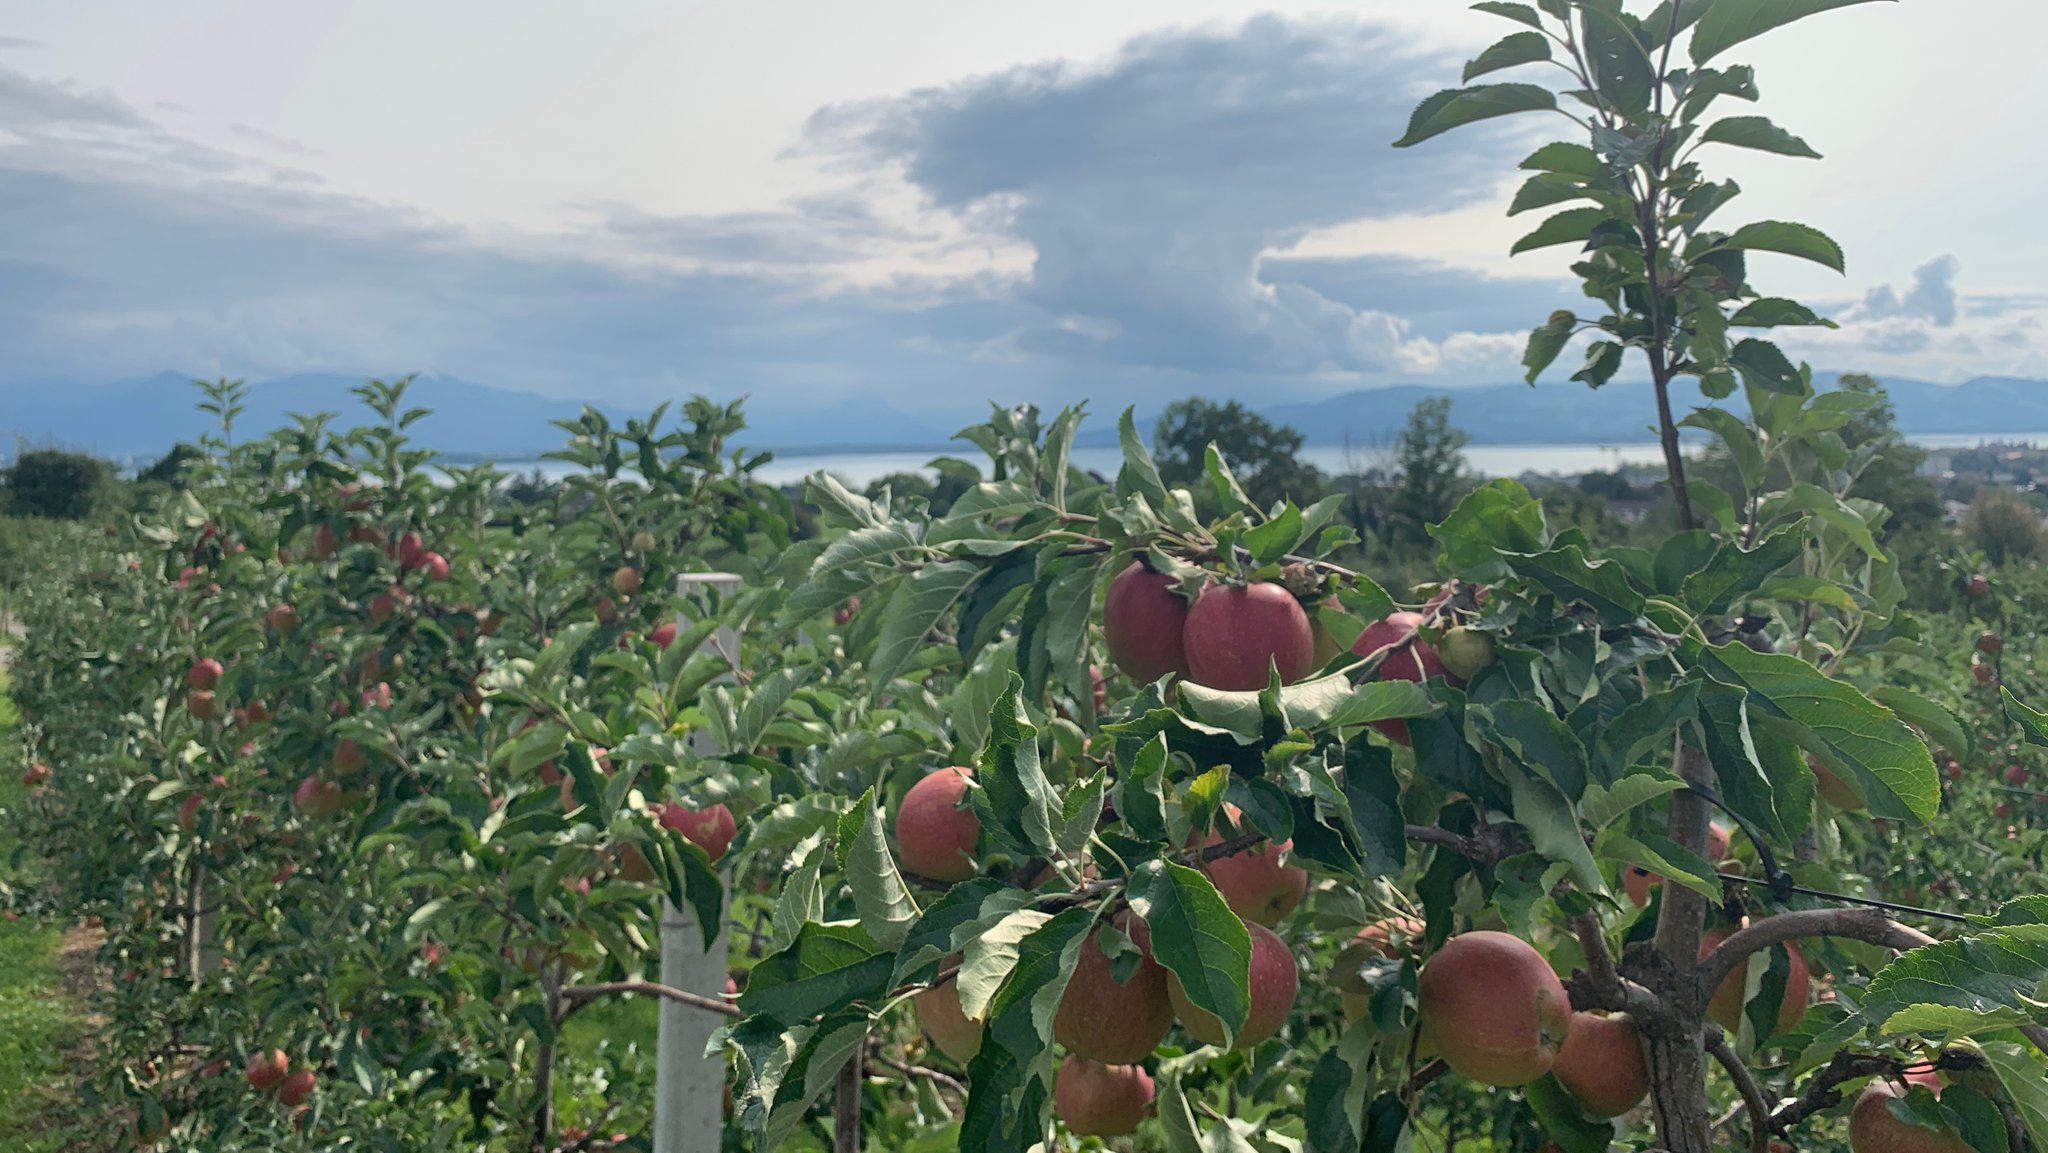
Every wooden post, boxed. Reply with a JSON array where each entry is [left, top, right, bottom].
[[654, 573, 740, 1153]]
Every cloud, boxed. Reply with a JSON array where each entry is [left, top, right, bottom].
[[808, 16, 1541, 378], [1853, 255, 1959, 326]]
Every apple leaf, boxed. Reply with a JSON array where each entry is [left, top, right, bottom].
[[1394, 83, 1557, 148], [739, 921, 893, 1026], [1128, 859, 1252, 1047]]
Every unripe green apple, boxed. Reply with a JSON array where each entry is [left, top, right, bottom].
[[1438, 627, 1495, 681]]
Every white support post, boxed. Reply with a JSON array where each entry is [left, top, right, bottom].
[[655, 572, 741, 1153]]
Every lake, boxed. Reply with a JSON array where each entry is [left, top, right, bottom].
[[481, 432, 2044, 489]]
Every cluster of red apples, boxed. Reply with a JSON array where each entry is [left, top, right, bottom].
[[1103, 562, 1493, 723]]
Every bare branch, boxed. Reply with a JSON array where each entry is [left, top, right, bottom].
[[560, 980, 740, 1019], [1769, 1050, 1896, 1133], [1698, 909, 1934, 995], [869, 1050, 967, 1098], [1704, 1029, 1770, 1153]]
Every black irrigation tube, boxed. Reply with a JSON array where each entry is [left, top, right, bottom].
[[1713, 871, 1973, 925]]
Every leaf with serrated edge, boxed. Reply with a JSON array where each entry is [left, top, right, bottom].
[[1699, 643, 1937, 823], [846, 790, 919, 950], [1129, 861, 1252, 1048], [956, 908, 1054, 1021]]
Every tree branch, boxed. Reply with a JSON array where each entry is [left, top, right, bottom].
[[1698, 908, 1933, 995], [1704, 1029, 1770, 1153], [1769, 1050, 1896, 1133], [559, 980, 740, 1020], [869, 1051, 966, 1098]]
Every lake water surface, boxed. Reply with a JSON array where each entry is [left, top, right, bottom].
[[481, 432, 2042, 489]]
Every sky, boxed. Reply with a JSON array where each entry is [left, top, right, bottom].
[[2, 1, 2045, 432]]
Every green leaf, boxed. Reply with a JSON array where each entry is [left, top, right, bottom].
[[1571, 340, 1624, 388], [1729, 337, 1804, 394], [1598, 830, 1721, 901], [1432, 480, 1549, 584], [1653, 530, 1719, 597], [1526, 1072, 1615, 1153], [1728, 298, 1833, 329], [1694, 684, 1809, 847], [1506, 771, 1603, 894], [1700, 114, 1822, 158], [1878, 1003, 2037, 1040], [1471, 699, 1590, 800], [1464, 31, 1551, 81], [1243, 502, 1308, 565], [1579, 8, 1654, 115], [1471, 1, 1544, 28], [956, 908, 1055, 1020], [2005, 689, 2048, 748], [740, 922, 893, 1025], [1869, 688, 1968, 770], [1759, 484, 1883, 559], [961, 906, 1093, 1153], [1505, 543, 1647, 626], [1116, 734, 1171, 843], [1511, 207, 1610, 255], [1128, 859, 1252, 1046], [1322, 680, 1442, 730], [772, 834, 827, 953], [1523, 312, 1577, 383], [869, 560, 979, 695], [1520, 141, 1602, 178], [846, 789, 920, 950], [1580, 772, 1685, 829], [1596, 682, 1701, 785], [1205, 443, 1254, 514], [1862, 926, 2048, 1032], [1116, 407, 1174, 521], [1981, 1042, 2048, 1152], [1680, 522, 1805, 615], [1057, 772, 1105, 861], [1690, 0, 1895, 66], [974, 674, 1060, 859], [1720, 220, 1847, 273], [1510, 173, 1594, 217], [1697, 643, 1939, 823], [1394, 84, 1558, 148], [1678, 408, 1762, 495]]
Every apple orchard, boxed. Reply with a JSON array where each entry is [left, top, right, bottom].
[[9, 3, 2048, 1153]]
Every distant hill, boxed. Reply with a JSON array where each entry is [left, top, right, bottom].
[[3, 369, 2043, 464], [0, 372, 947, 463]]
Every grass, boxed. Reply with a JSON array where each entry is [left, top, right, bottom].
[[0, 662, 98, 1151]]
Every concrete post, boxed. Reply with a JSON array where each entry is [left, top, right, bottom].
[[654, 573, 740, 1153]]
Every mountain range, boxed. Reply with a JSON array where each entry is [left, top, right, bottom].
[[3, 371, 2045, 464]]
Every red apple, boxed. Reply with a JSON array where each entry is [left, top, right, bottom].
[[1334, 915, 1424, 1023], [276, 1069, 315, 1107], [659, 802, 738, 862], [21, 763, 51, 787], [419, 552, 449, 582], [612, 566, 643, 597], [894, 767, 980, 882], [1701, 932, 1809, 1037], [1182, 581, 1316, 691], [1053, 913, 1175, 1063], [1551, 1011, 1648, 1119], [293, 777, 349, 818], [1418, 931, 1571, 1087], [1965, 574, 1989, 598], [186, 658, 224, 690], [912, 969, 982, 1063], [1167, 919, 1299, 1049], [1053, 1057, 1154, 1137], [2005, 764, 2029, 787], [1353, 611, 1449, 744], [649, 622, 678, 649], [1102, 561, 1191, 683], [1848, 1078, 1971, 1153], [186, 690, 218, 720], [245, 1049, 289, 1093], [1977, 631, 2004, 655], [1194, 803, 1307, 926]]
